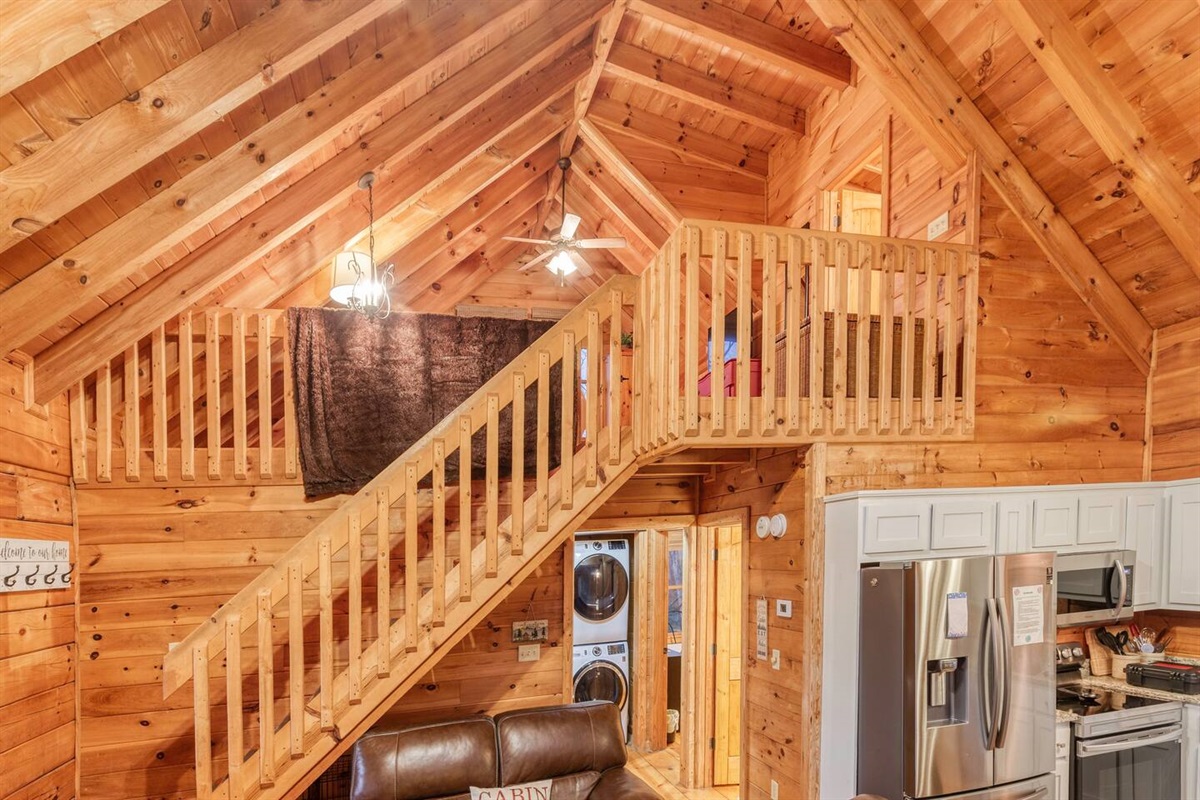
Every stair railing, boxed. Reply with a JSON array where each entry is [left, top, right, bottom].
[[162, 276, 637, 800]]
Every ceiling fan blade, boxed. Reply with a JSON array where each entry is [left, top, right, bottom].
[[575, 237, 627, 249], [503, 236, 555, 245], [559, 212, 581, 239], [517, 250, 556, 272]]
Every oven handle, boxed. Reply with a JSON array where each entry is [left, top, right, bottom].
[[1112, 558, 1128, 618], [1076, 724, 1182, 757]]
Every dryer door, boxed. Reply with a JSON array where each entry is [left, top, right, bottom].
[[574, 553, 629, 622], [573, 661, 628, 710]]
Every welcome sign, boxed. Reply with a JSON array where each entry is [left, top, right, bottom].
[[0, 537, 72, 593]]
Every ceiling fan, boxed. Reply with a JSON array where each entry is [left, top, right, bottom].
[[504, 157, 627, 281]]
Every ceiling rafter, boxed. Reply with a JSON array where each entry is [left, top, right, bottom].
[[569, 162, 668, 252], [603, 41, 806, 137], [588, 98, 769, 178], [627, 0, 852, 89], [806, 0, 1154, 375], [577, 118, 682, 230], [31, 30, 598, 403], [555, 181, 657, 275], [408, 241, 530, 313], [0, 0, 547, 360], [995, 0, 1200, 282], [0, 0, 172, 96], [0, 0, 392, 252]]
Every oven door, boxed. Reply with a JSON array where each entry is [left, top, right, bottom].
[[1073, 723, 1182, 800], [1056, 550, 1135, 627]]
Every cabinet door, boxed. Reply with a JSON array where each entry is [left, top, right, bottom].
[[1184, 705, 1200, 800], [931, 500, 995, 552], [1126, 492, 1162, 608], [863, 502, 930, 555], [996, 497, 1031, 554], [1032, 496, 1077, 549], [1054, 721, 1071, 800], [1078, 494, 1126, 547], [1167, 482, 1200, 607]]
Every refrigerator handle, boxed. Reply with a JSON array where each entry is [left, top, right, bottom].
[[984, 598, 1004, 751], [995, 595, 1013, 748], [1112, 557, 1128, 618], [981, 600, 994, 749]]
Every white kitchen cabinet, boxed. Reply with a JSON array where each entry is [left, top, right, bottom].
[[862, 502, 930, 555], [1184, 704, 1200, 800], [996, 497, 1032, 554], [1126, 492, 1163, 608], [1165, 480, 1200, 608], [1032, 495, 1077, 549], [1054, 720, 1071, 800], [1077, 494, 1125, 547], [931, 499, 996, 552]]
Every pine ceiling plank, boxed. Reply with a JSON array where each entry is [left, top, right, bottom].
[[589, 97, 769, 177], [570, 152, 670, 251], [32, 56, 589, 404], [409, 241, 530, 314], [0, 0, 171, 97], [577, 118, 680, 229], [604, 40, 805, 137], [627, 0, 851, 89], [0, 0, 547, 361], [995, 0, 1200, 283], [807, 0, 1153, 376], [0, 0, 393, 252]]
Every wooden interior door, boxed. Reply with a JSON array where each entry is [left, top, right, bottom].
[[712, 524, 742, 786]]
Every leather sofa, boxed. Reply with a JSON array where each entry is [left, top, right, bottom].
[[350, 701, 661, 800]]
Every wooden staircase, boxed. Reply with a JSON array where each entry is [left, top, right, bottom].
[[160, 276, 639, 799]]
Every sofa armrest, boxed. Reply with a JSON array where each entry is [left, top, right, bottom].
[[588, 768, 661, 800]]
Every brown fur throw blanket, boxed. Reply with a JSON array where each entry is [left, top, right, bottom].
[[288, 308, 563, 497]]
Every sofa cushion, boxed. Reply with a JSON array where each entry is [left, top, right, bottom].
[[494, 701, 627, 786], [351, 716, 498, 800]]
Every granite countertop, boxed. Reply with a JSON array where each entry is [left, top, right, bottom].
[[1056, 659, 1200, 724]]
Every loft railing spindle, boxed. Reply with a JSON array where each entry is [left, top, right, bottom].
[[586, 310, 599, 485], [736, 231, 752, 436], [878, 244, 895, 434], [179, 312, 195, 480], [258, 314, 273, 477], [855, 242, 871, 434], [832, 239, 849, 435], [125, 341, 140, 480], [684, 226, 700, 435], [761, 233, 778, 436], [560, 332, 575, 509], [809, 236, 827, 434], [232, 310, 248, 479], [711, 228, 727, 436], [785, 236, 802, 435], [152, 325, 168, 480]]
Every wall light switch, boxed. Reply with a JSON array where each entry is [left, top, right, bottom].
[[518, 644, 540, 663], [927, 211, 950, 240], [776, 599, 793, 619], [770, 779, 780, 800], [771, 649, 781, 670]]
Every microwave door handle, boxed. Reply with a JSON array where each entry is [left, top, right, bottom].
[[995, 597, 1013, 749], [1076, 725, 1183, 757], [1112, 558, 1128, 618]]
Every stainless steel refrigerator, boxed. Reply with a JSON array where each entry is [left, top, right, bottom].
[[857, 554, 1057, 800]]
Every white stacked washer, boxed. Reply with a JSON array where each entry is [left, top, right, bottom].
[[572, 537, 631, 645], [572, 641, 630, 737]]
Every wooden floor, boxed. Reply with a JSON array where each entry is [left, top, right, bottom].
[[627, 742, 740, 800]]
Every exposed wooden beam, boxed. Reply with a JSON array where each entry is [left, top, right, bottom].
[[995, 0, 1200, 282], [604, 41, 805, 137], [589, 98, 769, 177], [570, 164, 668, 253], [807, 0, 1153, 374], [627, 0, 851, 88], [577, 118, 682, 229], [0, 0, 391, 252], [0, 0, 545, 358], [560, 180, 658, 275], [32, 41, 595, 403], [561, 0, 627, 156], [0, 0, 171, 97]]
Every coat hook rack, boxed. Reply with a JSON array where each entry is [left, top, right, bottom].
[[0, 537, 71, 594]]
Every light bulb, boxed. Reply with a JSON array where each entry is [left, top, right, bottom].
[[546, 250, 577, 276]]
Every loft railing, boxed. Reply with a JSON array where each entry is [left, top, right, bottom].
[[68, 309, 297, 483], [633, 220, 978, 452], [159, 277, 638, 800]]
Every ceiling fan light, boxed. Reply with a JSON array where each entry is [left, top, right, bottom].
[[546, 250, 577, 276]]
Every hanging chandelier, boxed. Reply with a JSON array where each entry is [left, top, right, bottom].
[[329, 172, 394, 319]]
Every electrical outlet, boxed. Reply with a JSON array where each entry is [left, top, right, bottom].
[[518, 644, 540, 663], [771, 648, 781, 670], [927, 211, 950, 240], [770, 779, 780, 800], [776, 599, 793, 619]]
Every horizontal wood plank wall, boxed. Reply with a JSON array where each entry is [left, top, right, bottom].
[[75, 473, 569, 800], [0, 359, 77, 800], [760, 75, 1148, 800], [1149, 317, 1200, 480], [697, 449, 807, 798], [1132, 610, 1200, 659]]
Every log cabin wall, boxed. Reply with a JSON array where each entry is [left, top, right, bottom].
[[1149, 317, 1200, 480], [0, 359, 78, 800]]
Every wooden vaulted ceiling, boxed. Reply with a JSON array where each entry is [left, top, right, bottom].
[[0, 0, 1197, 406]]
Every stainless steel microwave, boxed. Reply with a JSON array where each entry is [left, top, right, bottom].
[[1055, 550, 1135, 627]]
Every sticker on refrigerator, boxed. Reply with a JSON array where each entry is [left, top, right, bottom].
[[946, 592, 968, 639], [1011, 584, 1045, 646]]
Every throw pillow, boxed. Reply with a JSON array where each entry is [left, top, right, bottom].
[[469, 780, 553, 800]]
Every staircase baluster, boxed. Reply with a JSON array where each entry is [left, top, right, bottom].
[[377, 487, 391, 676], [458, 416, 472, 601], [287, 561, 304, 756], [257, 314, 273, 478], [282, 320, 297, 479], [485, 396, 499, 577], [348, 511, 363, 702], [405, 463, 419, 651], [257, 588, 276, 787], [586, 309, 599, 486], [536, 353, 549, 530], [70, 381, 88, 482], [205, 310, 220, 479], [152, 324, 168, 479], [319, 535, 334, 729], [432, 440, 447, 624], [226, 613, 244, 800], [232, 310, 248, 479], [194, 644, 212, 800], [125, 340, 140, 480], [608, 289, 621, 464], [560, 332, 575, 510], [510, 376, 524, 555], [179, 312, 195, 480]]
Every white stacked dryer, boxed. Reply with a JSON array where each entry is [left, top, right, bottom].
[[572, 537, 630, 644]]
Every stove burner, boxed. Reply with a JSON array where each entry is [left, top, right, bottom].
[[1055, 682, 1173, 716]]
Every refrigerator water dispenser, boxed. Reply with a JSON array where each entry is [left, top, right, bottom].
[[926, 656, 967, 725]]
